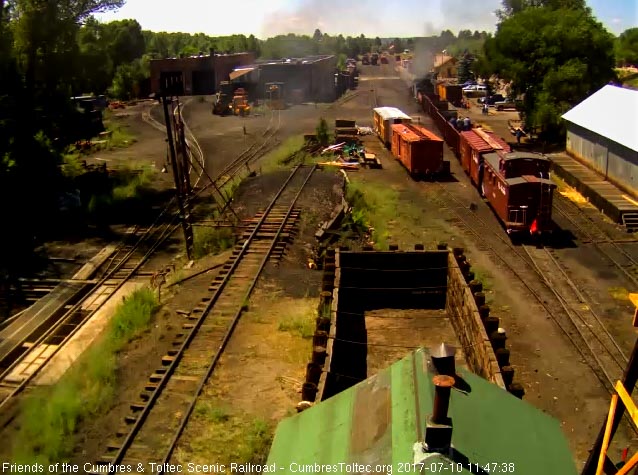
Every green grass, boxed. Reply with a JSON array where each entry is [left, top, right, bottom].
[[261, 135, 308, 172], [471, 267, 494, 291], [102, 110, 136, 149], [111, 166, 154, 201], [278, 315, 315, 339], [193, 227, 236, 259], [277, 296, 316, 339], [345, 180, 400, 249], [11, 287, 159, 464], [61, 152, 86, 178], [174, 402, 274, 465]]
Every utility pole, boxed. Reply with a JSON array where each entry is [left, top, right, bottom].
[[162, 95, 193, 261]]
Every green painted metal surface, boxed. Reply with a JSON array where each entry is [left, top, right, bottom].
[[266, 348, 577, 474]]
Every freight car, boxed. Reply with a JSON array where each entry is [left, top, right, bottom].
[[373, 107, 412, 148], [479, 151, 555, 235], [459, 128, 511, 185], [390, 123, 449, 178], [416, 86, 555, 236]]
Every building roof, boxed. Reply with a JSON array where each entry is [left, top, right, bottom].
[[561, 85, 638, 153], [392, 123, 443, 143], [433, 54, 457, 69], [267, 348, 577, 474], [254, 55, 335, 67], [373, 107, 412, 121], [229, 67, 255, 80]]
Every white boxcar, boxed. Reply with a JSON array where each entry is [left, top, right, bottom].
[[373, 107, 412, 148]]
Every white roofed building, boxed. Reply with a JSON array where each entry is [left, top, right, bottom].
[[561, 85, 638, 193]]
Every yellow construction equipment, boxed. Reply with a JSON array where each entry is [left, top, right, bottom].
[[231, 88, 250, 116]]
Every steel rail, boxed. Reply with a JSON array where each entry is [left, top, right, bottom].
[[0, 220, 180, 415], [0, 98, 205, 412], [432, 183, 629, 395], [103, 163, 314, 466], [161, 163, 317, 464], [553, 194, 638, 289]]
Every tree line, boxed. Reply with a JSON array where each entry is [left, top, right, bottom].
[[1, 0, 637, 289], [470, 0, 637, 140]]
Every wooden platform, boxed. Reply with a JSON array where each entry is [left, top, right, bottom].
[[549, 153, 638, 230]]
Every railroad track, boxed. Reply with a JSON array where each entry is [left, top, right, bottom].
[[0, 220, 180, 416], [553, 194, 638, 288], [431, 183, 630, 397], [0, 100, 209, 419], [91, 164, 316, 472]]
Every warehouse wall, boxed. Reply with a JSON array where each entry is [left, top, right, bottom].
[[256, 57, 337, 103], [566, 123, 638, 195]]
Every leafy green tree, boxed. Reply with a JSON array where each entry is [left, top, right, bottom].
[[483, 7, 615, 139], [616, 28, 638, 66], [313, 29, 322, 42], [496, 0, 589, 19]]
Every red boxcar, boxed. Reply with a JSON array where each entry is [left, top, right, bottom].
[[480, 151, 555, 234], [391, 123, 445, 177], [459, 129, 511, 186]]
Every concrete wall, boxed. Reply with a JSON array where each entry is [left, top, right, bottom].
[[566, 123, 638, 196]]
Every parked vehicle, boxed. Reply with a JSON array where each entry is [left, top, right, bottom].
[[462, 85, 487, 92], [371, 53, 379, 65], [494, 98, 517, 111], [478, 94, 504, 105]]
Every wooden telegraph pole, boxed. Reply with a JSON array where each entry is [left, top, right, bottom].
[[160, 86, 194, 261]]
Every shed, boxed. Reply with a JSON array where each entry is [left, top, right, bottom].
[[561, 85, 638, 195], [267, 348, 577, 474]]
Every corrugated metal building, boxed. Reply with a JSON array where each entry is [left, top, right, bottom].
[[229, 55, 337, 103], [267, 348, 577, 474], [562, 85, 638, 195]]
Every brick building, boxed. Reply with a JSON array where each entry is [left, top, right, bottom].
[[150, 51, 255, 96]]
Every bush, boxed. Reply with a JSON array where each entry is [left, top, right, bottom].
[[316, 117, 330, 147]]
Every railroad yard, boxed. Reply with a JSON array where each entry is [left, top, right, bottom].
[[2, 61, 638, 471]]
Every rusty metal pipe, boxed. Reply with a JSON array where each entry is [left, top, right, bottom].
[[432, 375, 455, 424]]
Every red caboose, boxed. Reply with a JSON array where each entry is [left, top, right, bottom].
[[480, 151, 555, 235], [391, 123, 447, 178], [459, 128, 511, 185]]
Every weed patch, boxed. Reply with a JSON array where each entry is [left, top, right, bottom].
[[174, 404, 274, 465], [261, 136, 308, 172], [111, 166, 154, 202], [193, 227, 236, 259], [345, 180, 400, 249], [11, 287, 159, 464], [278, 315, 315, 338]]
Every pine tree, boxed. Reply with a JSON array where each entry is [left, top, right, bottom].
[[458, 52, 475, 83]]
